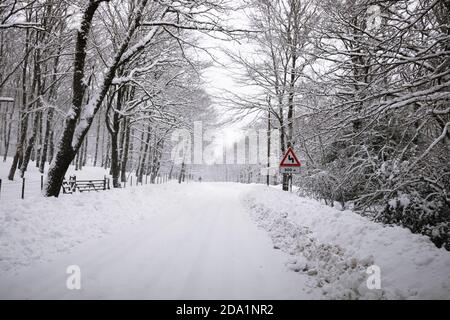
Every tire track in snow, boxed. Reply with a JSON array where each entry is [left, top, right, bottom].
[[0, 183, 318, 299]]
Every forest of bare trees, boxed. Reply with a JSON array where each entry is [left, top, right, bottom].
[[1, 0, 449, 249], [224, 0, 449, 249], [0, 0, 230, 195]]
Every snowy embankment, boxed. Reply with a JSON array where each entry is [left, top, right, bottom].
[[0, 184, 166, 272], [0, 159, 139, 272], [0, 158, 112, 202], [242, 185, 450, 300]]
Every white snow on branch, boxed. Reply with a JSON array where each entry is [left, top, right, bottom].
[[0, 22, 43, 30], [0, 97, 14, 103]]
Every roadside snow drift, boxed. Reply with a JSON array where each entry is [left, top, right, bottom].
[[1, 178, 449, 299], [243, 185, 450, 299], [0, 185, 159, 272]]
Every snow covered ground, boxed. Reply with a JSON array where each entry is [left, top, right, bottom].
[[0, 158, 113, 203], [0, 161, 449, 299], [244, 186, 450, 299], [0, 182, 320, 299]]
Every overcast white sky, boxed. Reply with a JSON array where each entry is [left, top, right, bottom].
[[198, 3, 259, 121]]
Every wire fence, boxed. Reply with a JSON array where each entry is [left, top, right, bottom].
[[0, 176, 44, 203]]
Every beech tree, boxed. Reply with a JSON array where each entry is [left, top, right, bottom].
[[42, 0, 243, 196]]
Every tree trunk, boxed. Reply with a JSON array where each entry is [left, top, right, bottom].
[[267, 104, 271, 186], [21, 24, 45, 176], [2, 94, 15, 162], [106, 85, 125, 188], [48, 129, 54, 163], [35, 110, 42, 168], [39, 46, 60, 173], [110, 130, 120, 186], [44, 0, 105, 197], [178, 161, 185, 184], [93, 109, 101, 166], [44, 128, 78, 197], [137, 125, 151, 183], [151, 139, 164, 184], [128, 128, 134, 172], [168, 162, 174, 180], [75, 145, 81, 171], [135, 124, 145, 177], [279, 105, 289, 191], [20, 110, 40, 177], [104, 135, 110, 170], [8, 29, 30, 181], [118, 118, 125, 163], [82, 135, 88, 166], [120, 119, 130, 183], [40, 107, 53, 173]]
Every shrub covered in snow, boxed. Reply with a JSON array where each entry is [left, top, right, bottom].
[[379, 188, 449, 251], [291, 0, 450, 251], [295, 118, 450, 250]]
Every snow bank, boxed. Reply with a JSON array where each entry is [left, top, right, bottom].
[[242, 185, 450, 300], [0, 183, 172, 272], [0, 157, 113, 202]]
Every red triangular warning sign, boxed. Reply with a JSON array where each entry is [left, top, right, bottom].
[[280, 147, 301, 167]]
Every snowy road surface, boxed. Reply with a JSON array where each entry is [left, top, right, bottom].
[[0, 183, 319, 299], [1, 182, 449, 299]]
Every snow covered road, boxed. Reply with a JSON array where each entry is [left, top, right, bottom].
[[1, 182, 449, 299], [0, 183, 318, 299]]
